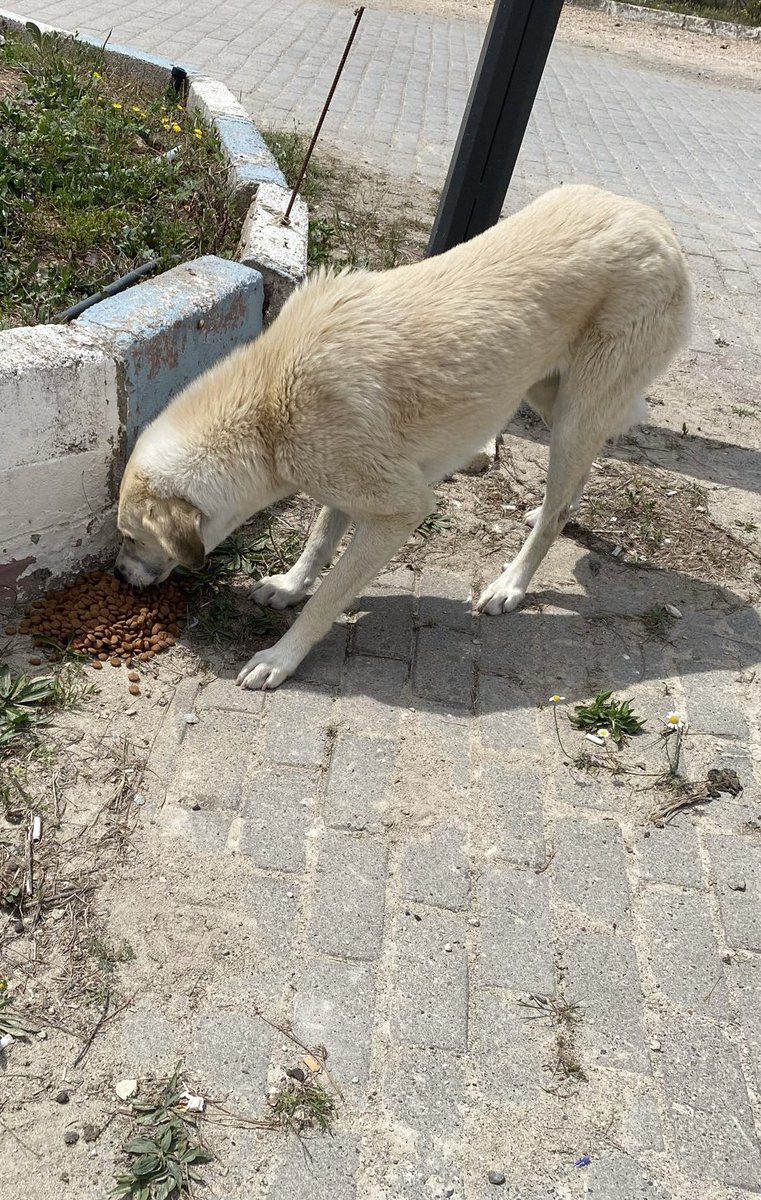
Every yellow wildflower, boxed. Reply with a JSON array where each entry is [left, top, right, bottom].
[[171, 122, 181, 133], [192, 128, 203, 139], [112, 102, 122, 110]]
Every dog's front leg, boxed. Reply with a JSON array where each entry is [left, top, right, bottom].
[[253, 506, 350, 609], [236, 507, 428, 690]]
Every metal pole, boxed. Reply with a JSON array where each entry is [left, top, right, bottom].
[[283, 6, 366, 224], [427, 0, 564, 257]]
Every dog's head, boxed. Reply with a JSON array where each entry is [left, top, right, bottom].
[[115, 468, 206, 588]]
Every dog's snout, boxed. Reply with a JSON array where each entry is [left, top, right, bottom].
[[113, 564, 127, 584]]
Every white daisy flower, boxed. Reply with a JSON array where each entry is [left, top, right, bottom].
[[549, 694, 566, 704], [664, 711, 687, 732]]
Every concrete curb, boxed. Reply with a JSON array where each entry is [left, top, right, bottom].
[[0, 11, 309, 596], [567, 0, 761, 41]]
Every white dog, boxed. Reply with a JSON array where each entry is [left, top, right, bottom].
[[115, 184, 692, 689]]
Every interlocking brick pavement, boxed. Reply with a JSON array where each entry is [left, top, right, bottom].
[[6, 1, 761, 1194]]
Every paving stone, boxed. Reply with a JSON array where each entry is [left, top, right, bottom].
[[681, 668, 749, 738], [478, 608, 540, 678], [196, 677, 266, 713], [418, 569, 475, 631], [338, 653, 408, 737], [167, 711, 261, 805], [470, 758, 547, 866], [470, 986, 548, 1101], [354, 590, 414, 660], [733, 956, 761, 1091], [639, 886, 728, 1014], [413, 626, 476, 709], [223, 878, 302, 1011], [660, 1017, 761, 1190], [264, 1133, 359, 1200], [553, 816, 632, 929], [310, 830, 388, 960], [237, 764, 319, 872], [382, 1044, 468, 1143], [387, 906, 469, 1050], [296, 623, 348, 688], [292, 956, 375, 1090], [564, 931, 650, 1074], [583, 1152, 673, 1199], [394, 825, 470, 911], [616, 1087, 665, 1154], [188, 1011, 273, 1110], [265, 684, 335, 766], [635, 819, 704, 888], [479, 674, 540, 756], [478, 866, 554, 993], [324, 732, 397, 831], [705, 833, 761, 950]]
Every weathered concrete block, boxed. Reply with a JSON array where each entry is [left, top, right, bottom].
[[564, 930, 650, 1074], [237, 182, 309, 321], [387, 906, 469, 1050], [394, 825, 471, 911], [77, 255, 263, 450], [324, 732, 397, 831], [310, 830, 388, 960], [188, 77, 286, 212], [238, 764, 319, 872], [0, 324, 120, 596], [293, 956, 376, 1091], [478, 865, 554, 993], [553, 816, 632, 929], [661, 1017, 761, 1189], [413, 626, 476, 709], [638, 886, 728, 1013]]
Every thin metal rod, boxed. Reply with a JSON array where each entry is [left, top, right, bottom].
[[283, 5, 365, 224], [53, 259, 160, 323]]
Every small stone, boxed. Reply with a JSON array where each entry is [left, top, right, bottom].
[[728, 879, 747, 892], [28, 656, 42, 666], [351, 1076, 359, 1084], [63, 1131, 79, 1146], [444, 942, 453, 953], [54, 1089, 70, 1104], [184, 713, 199, 724], [664, 604, 682, 619], [649, 1039, 662, 1052], [128, 684, 140, 696], [115, 1079, 138, 1101], [82, 1123, 98, 1143], [487, 1170, 506, 1185]]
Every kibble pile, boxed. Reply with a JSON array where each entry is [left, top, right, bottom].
[[4, 571, 187, 682]]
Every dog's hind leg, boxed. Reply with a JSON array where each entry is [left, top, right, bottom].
[[521, 373, 590, 530], [478, 392, 611, 615], [253, 506, 350, 609], [237, 474, 433, 689]]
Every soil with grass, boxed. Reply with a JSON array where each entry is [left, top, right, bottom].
[[0, 24, 236, 329]]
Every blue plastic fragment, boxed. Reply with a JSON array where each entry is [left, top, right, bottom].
[[575, 1155, 591, 1168]]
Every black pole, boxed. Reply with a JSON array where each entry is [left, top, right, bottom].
[[427, 0, 564, 257]]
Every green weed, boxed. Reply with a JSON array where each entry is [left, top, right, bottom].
[[570, 690, 646, 746], [114, 1065, 214, 1200]]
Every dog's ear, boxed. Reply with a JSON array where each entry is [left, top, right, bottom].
[[145, 496, 206, 570]]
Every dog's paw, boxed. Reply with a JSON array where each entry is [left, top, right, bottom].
[[236, 646, 296, 690], [252, 573, 308, 609], [476, 574, 526, 615], [524, 505, 542, 528]]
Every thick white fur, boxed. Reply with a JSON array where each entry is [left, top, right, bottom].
[[117, 184, 692, 689]]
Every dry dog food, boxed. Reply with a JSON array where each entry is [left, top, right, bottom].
[[9, 570, 187, 669]]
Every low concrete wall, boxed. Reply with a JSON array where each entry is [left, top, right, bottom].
[[0, 259, 263, 598], [567, 0, 761, 40], [0, 12, 309, 599]]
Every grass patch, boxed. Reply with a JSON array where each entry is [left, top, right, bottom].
[[115, 1066, 214, 1200], [570, 690, 646, 746], [641, 604, 677, 639], [262, 126, 431, 272], [0, 24, 236, 328], [270, 1073, 338, 1136], [0, 660, 93, 757], [629, 0, 761, 25]]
